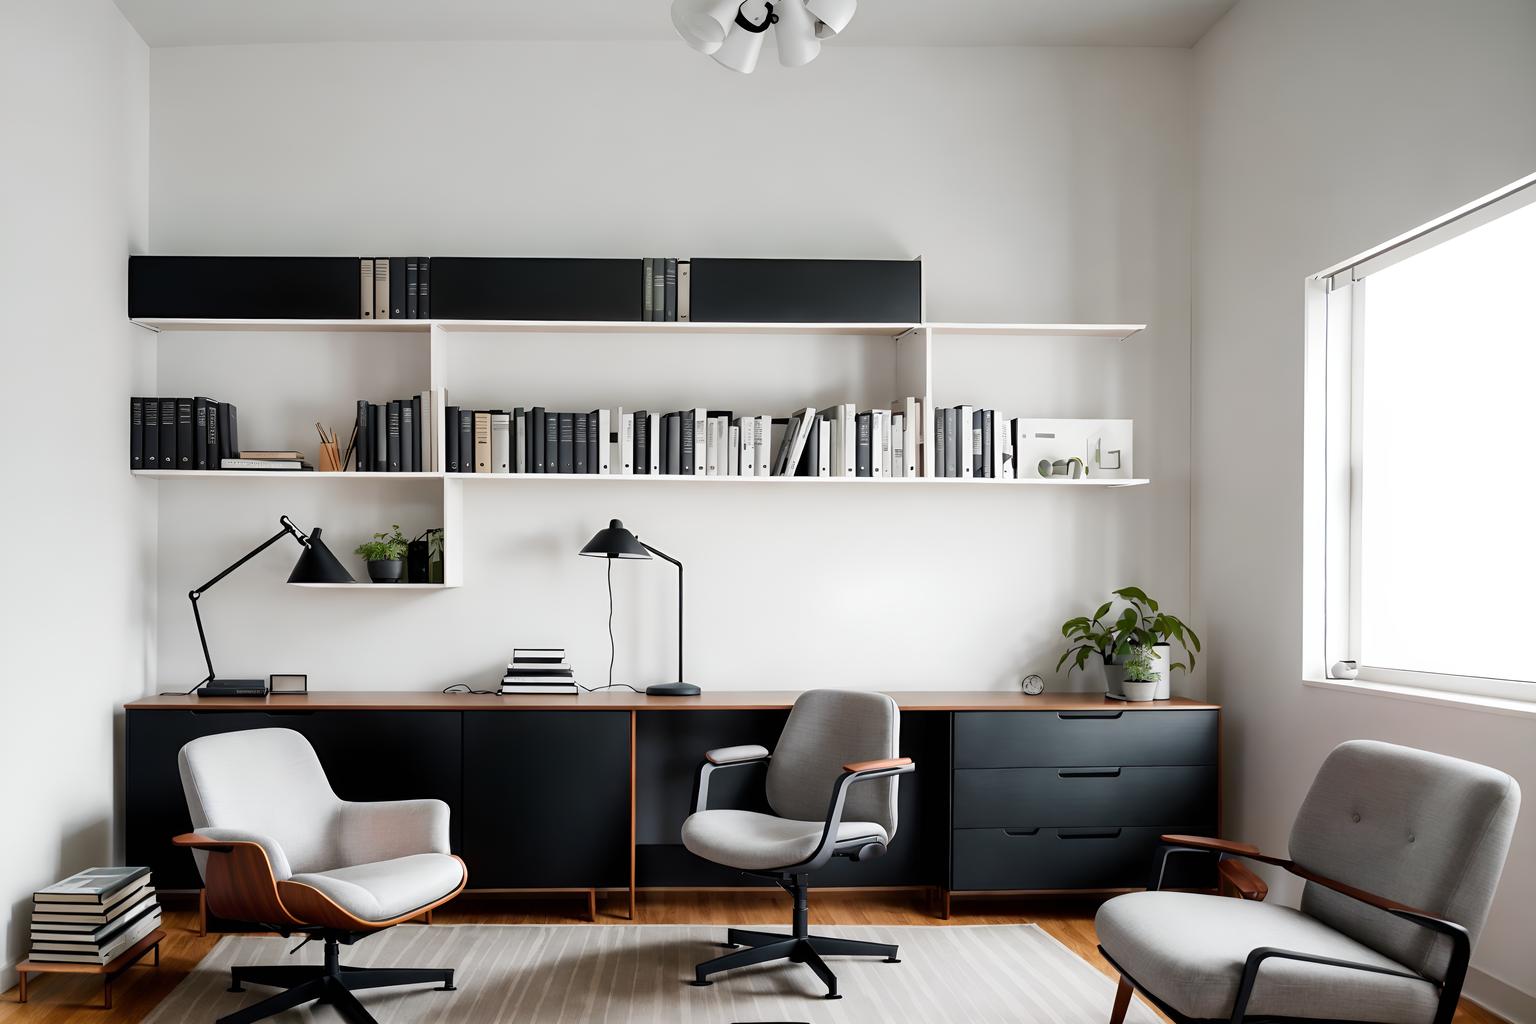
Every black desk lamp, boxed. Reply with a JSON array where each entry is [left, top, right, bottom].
[[190, 515, 354, 695], [580, 519, 700, 697]]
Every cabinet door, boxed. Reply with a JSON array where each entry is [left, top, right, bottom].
[[125, 710, 462, 890], [462, 711, 630, 888]]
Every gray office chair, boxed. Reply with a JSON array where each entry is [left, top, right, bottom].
[[681, 688, 914, 999], [1097, 740, 1520, 1024], [175, 728, 467, 1024]]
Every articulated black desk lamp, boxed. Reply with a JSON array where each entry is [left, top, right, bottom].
[[190, 515, 354, 696], [580, 519, 700, 697]]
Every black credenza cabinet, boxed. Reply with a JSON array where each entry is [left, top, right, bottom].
[[125, 705, 1217, 898]]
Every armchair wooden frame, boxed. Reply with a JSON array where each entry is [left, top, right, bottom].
[[173, 834, 467, 1024], [1102, 834, 1471, 1024]]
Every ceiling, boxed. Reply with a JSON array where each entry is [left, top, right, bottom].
[[112, 0, 1239, 49]]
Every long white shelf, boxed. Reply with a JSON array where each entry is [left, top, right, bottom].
[[132, 470, 1147, 488], [290, 582, 460, 590], [130, 318, 1144, 339], [927, 322, 1146, 340]]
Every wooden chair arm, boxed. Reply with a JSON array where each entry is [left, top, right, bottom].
[[1219, 858, 1270, 900], [842, 757, 914, 773], [172, 833, 303, 928], [1162, 834, 1262, 857]]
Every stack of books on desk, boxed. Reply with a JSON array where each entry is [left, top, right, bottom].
[[502, 648, 577, 695], [30, 867, 161, 965]]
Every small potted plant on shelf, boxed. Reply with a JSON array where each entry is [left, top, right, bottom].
[[355, 525, 408, 584], [1119, 645, 1160, 701], [1058, 585, 1201, 699]]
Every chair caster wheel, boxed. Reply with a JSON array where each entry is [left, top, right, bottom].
[[824, 993, 843, 1000], [884, 957, 901, 964], [690, 979, 713, 987], [439, 985, 457, 991], [720, 942, 738, 949], [228, 985, 244, 993]]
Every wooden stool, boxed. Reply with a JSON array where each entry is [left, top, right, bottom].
[[15, 929, 165, 1009]]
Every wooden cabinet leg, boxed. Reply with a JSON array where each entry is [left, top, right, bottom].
[[940, 889, 951, 920], [17, 970, 26, 1003], [103, 976, 112, 1011], [587, 890, 597, 922], [1109, 975, 1133, 1024], [198, 889, 207, 937]]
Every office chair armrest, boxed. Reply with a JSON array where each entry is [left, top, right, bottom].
[[788, 758, 916, 872], [340, 798, 452, 862], [172, 832, 303, 927], [1219, 858, 1270, 901], [843, 757, 912, 773], [706, 744, 771, 765]]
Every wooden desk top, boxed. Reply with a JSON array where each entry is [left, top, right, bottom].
[[126, 690, 1217, 712]]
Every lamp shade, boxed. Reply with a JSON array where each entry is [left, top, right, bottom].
[[670, 0, 739, 54], [712, 21, 767, 73], [774, 0, 821, 67], [806, 0, 856, 37], [287, 527, 356, 584], [580, 519, 651, 559]]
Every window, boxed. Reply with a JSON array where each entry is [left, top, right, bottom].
[[1307, 173, 1536, 701]]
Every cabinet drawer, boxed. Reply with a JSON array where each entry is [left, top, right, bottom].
[[953, 766, 1216, 829], [952, 825, 1211, 891], [954, 710, 1217, 768]]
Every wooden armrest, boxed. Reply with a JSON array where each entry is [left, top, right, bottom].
[[173, 832, 235, 849], [843, 757, 913, 773], [170, 833, 302, 928], [1162, 834, 1262, 857], [1219, 858, 1270, 900]]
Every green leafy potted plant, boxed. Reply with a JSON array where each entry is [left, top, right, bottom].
[[1058, 586, 1201, 698], [1120, 645, 1159, 701], [355, 524, 408, 584]]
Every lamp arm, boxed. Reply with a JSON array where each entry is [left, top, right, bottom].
[[640, 541, 684, 684], [189, 516, 309, 684]]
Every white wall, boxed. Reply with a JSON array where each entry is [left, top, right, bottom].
[[1192, 0, 1536, 1017], [145, 43, 1197, 696], [0, 0, 151, 988]]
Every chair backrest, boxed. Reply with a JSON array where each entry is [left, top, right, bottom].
[[765, 689, 901, 838], [1290, 739, 1520, 981], [178, 728, 343, 876]]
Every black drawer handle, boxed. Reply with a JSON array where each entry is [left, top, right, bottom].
[[1003, 829, 1041, 837], [1058, 828, 1123, 840], [1058, 767, 1121, 778], [1057, 711, 1124, 720]]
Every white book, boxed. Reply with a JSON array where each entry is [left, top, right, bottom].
[[958, 405, 974, 477], [692, 409, 706, 475], [648, 413, 661, 474], [922, 398, 936, 477], [872, 410, 886, 478], [677, 259, 691, 322], [755, 415, 771, 476], [374, 258, 389, 320], [783, 408, 816, 475], [883, 409, 894, 477], [359, 258, 374, 318], [609, 407, 622, 475], [419, 390, 433, 472], [892, 413, 905, 477], [737, 418, 753, 475], [490, 412, 510, 473], [728, 425, 740, 475], [620, 413, 634, 474], [840, 403, 857, 475], [597, 408, 611, 473], [894, 396, 919, 477], [705, 418, 719, 475], [817, 419, 831, 476]]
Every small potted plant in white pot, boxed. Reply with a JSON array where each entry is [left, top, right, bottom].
[[1120, 646, 1159, 701], [355, 524, 408, 584], [1058, 586, 1201, 698]]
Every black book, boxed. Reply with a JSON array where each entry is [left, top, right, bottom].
[[680, 410, 695, 475], [176, 398, 194, 470], [411, 395, 423, 471], [386, 401, 402, 472], [664, 258, 677, 321], [633, 410, 649, 475], [406, 257, 419, 319], [192, 398, 210, 470], [981, 409, 993, 478], [400, 399, 414, 473], [444, 405, 460, 472], [796, 415, 819, 476], [973, 409, 984, 477], [159, 399, 177, 470], [418, 258, 430, 318], [666, 413, 681, 474], [205, 399, 220, 471], [129, 399, 144, 470], [389, 257, 407, 320], [513, 407, 527, 473], [143, 398, 159, 469], [934, 402, 946, 478], [586, 410, 600, 475], [459, 410, 474, 473], [367, 405, 382, 471], [531, 407, 546, 473], [355, 401, 369, 472], [227, 404, 240, 458], [217, 403, 234, 462], [556, 412, 573, 473], [573, 412, 588, 474], [855, 411, 873, 477]]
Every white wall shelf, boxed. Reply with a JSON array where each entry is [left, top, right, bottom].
[[927, 322, 1146, 341], [134, 470, 1146, 487], [290, 582, 460, 590]]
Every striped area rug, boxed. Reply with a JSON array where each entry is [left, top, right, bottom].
[[144, 924, 1156, 1023]]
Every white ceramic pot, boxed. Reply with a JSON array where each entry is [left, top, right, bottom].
[[1151, 643, 1172, 699], [1121, 678, 1158, 702]]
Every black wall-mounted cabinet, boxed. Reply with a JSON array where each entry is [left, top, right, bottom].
[[428, 257, 641, 321], [128, 256, 361, 319], [689, 258, 922, 324]]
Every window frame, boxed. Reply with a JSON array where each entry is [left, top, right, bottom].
[[1303, 171, 1536, 703]]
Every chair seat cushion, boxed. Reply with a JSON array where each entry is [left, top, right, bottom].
[[288, 853, 464, 922], [681, 809, 888, 871], [1097, 891, 1442, 1024]]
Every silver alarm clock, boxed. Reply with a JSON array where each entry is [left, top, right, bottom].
[[1021, 673, 1045, 695]]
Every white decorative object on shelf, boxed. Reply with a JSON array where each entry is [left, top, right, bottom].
[[1330, 660, 1360, 679], [671, 0, 853, 74]]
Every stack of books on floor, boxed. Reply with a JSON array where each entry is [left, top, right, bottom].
[[30, 867, 161, 965], [502, 648, 577, 695]]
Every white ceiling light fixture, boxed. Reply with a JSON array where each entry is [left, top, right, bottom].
[[670, 0, 855, 73]]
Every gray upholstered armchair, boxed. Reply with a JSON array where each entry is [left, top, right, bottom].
[[176, 728, 467, 1024], [1097, 740, 1520, 1024], [681, 688, 915, 999]]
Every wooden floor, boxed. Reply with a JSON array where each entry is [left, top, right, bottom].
[[1, 891, 1509, 1024]]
